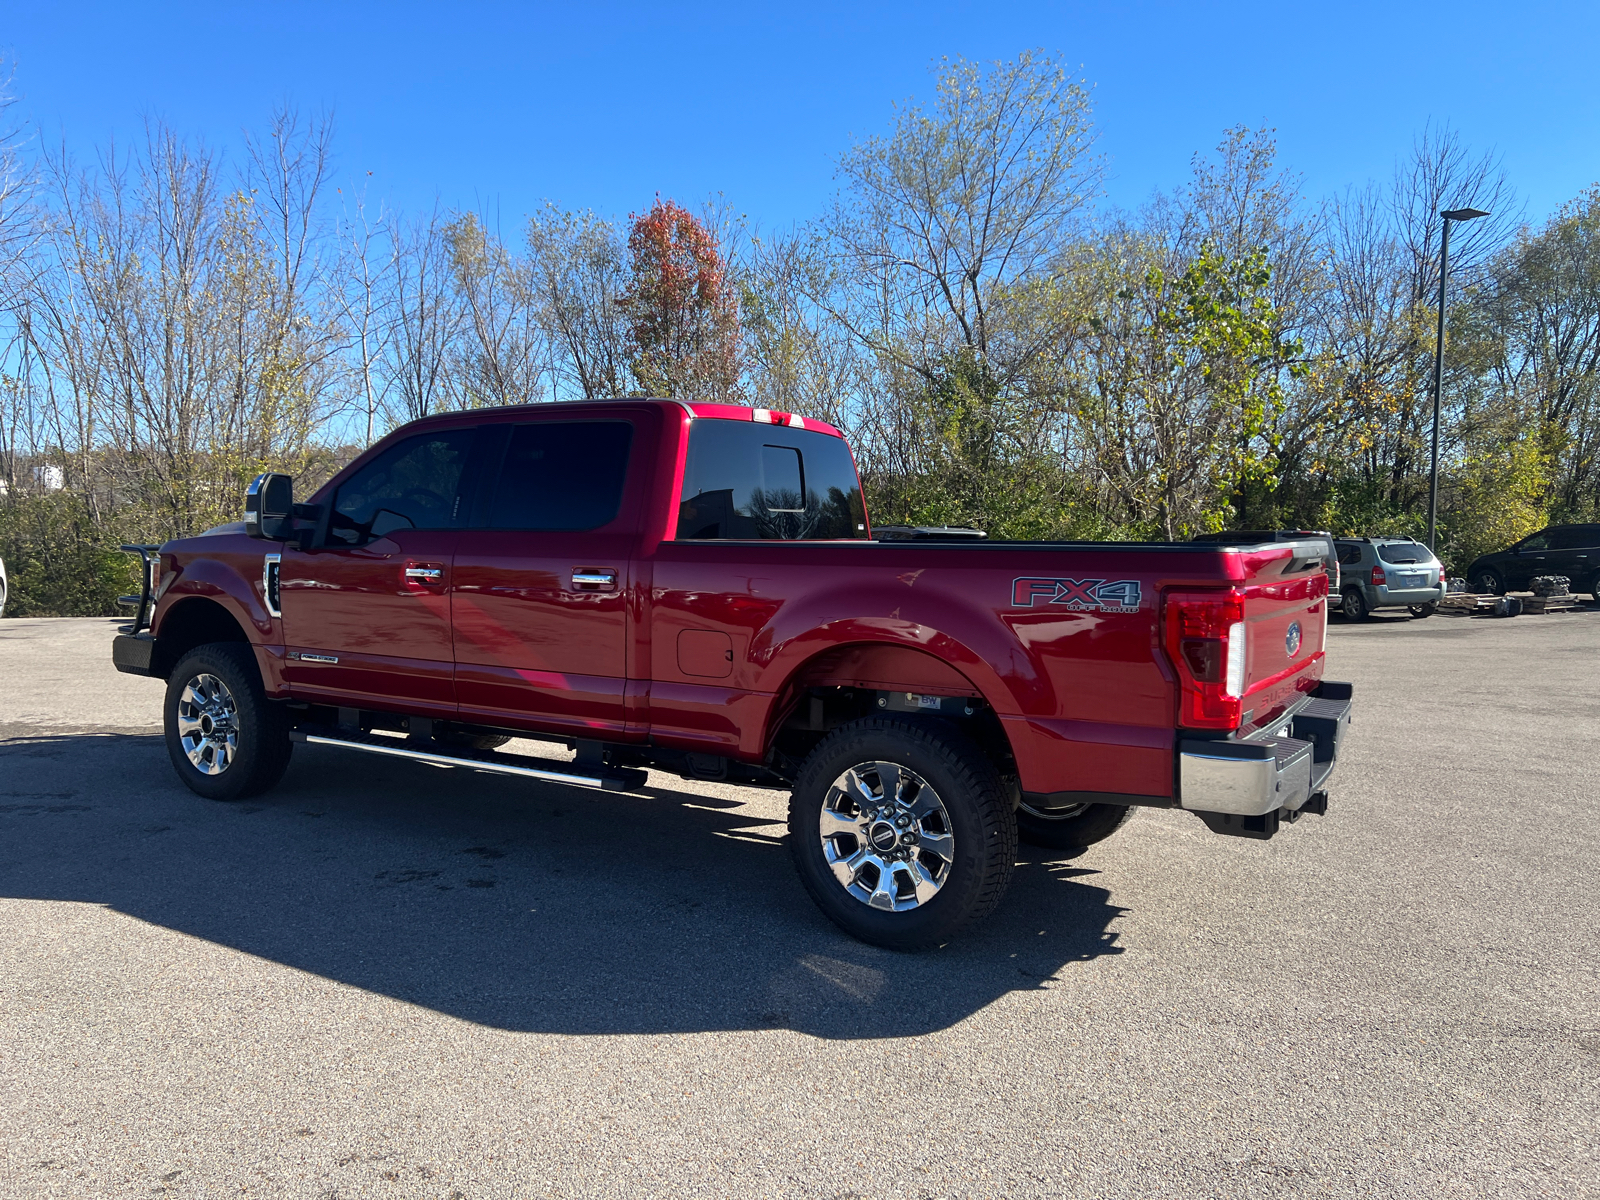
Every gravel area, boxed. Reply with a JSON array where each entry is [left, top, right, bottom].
[[0, 613, 1595, 1198]]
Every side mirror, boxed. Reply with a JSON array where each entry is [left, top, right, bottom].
[[245, 473, 295, 541]]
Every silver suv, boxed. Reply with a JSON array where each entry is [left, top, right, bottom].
[[1335, 538, 1446, 621]]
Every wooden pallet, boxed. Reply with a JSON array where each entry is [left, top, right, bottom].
[[1438, 592, 1589, 615], [1520, 594, 1584, 614]]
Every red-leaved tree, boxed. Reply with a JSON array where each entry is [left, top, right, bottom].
[[621, 199, 741, 399]]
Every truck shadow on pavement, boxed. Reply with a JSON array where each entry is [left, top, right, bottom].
[[1, 731, 1124, 1040]]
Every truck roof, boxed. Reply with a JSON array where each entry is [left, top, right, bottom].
[[392, 398, 846, 441]]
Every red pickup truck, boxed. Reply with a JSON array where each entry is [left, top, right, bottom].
[[112, 399, 1352, 948]]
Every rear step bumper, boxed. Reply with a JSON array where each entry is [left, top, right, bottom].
[[1178, 681, 1354, 821], [289, 727, 650, 792]]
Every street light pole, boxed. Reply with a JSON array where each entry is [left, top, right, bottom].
[[1427, 206, 1490, 552]]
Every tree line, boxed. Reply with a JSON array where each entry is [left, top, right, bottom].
[[1, 51, 1597, 615]]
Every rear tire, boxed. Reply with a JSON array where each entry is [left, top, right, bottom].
[[164, 643, 292, 801], [787, 717, 1016, 951], [1016, 800, 1131, 855], [433, 731, 512, 751], [1342, 588, 1369, 621], [1408, 602, 1437, 618]]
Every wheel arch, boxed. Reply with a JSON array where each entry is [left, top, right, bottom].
[[151, 596, 251, 679], [761, 638, 1021, 778]]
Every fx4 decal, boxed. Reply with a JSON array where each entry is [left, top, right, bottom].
[[1011, 577, 1142, 613]]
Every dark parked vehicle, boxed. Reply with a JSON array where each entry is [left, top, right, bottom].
[[1193, 530, 1341, 608], [1465, 524, 1600, 597], [1334, 538, 1446, 621]]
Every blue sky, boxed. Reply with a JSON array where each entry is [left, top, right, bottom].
[[3, 1, 1595, 232]]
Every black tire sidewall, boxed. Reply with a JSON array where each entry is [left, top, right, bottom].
[[788, 717, 1016, 950], [164, 643, 290, 800], [1017, 801, 1131, 853], [1474, 570, 1504, 595], [1343, 588, 1367, 621]]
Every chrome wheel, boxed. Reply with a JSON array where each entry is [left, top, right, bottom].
[[819, 761, 955, 912], [175, 673, 239, 775]]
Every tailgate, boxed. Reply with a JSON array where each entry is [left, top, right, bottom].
[[1234, 542, 1328, 726]]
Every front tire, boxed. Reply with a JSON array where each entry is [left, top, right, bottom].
[[1472, 568, 1505, 596], [164, 643, 292, 801], [1408, 602, 1437, 618], [1342, 587, 1369, 621], [788, 717, 1016, 951], [1016, 799, 1132, 855]]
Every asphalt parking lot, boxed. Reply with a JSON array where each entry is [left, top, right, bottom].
[[1, 613, 1596, 1199]]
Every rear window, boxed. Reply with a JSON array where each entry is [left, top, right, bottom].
[[484, 421, 633, 530], [676, 419, 867, 540], [1376, 541, 1435, 565]]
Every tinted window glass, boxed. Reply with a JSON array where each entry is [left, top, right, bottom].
[[1550, 526, 1600, 549], [1336, 543, 1362, 565], [1518, 531, 1551, 552], [1376, 541, 1436, 564], [676, 419, 867, 540], [330, 428, 475, 545], [485, 422, 633, 530], [760, 445, 805, 511]]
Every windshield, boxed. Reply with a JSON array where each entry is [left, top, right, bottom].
[[1376, 542, 1436, 565]]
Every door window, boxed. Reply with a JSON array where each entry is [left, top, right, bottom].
[[1517, 530, 1552, 552], [1549, 526, 1600, 550], [328, 428, 477, 545], [1336, 543, 1362, 566], [482, 421, 634, 530], [676, 419, 868, 540]]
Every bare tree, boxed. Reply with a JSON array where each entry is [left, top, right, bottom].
[[445, 210, 547, 407], [826, 50, 1101, 386], [378, 204, 462, 423], [525, 205, 632, 400], [333, 187, 393, 445]]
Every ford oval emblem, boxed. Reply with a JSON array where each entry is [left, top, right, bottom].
[[1286, 621, 1302, 657]]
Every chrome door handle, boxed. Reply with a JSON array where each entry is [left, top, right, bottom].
[[571, 569, 618, 589], [405, 567, 443, 582]]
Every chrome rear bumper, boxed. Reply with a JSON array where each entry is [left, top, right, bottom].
[[1179, 682, 1353, 826]]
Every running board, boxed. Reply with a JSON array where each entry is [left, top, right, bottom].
[[289, 727, 650, 792]]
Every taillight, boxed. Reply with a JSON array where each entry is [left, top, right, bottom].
[[1165, 591, 1247, 730], [1371, 565, 1386, 586]]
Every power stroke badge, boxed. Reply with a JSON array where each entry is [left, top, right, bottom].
[[1011, 577, 1143, 612]]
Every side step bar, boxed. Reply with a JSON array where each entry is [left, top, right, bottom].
[[289, 727, 650, 793]]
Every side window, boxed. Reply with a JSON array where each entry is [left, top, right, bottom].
[[1336, 543, 1362, 566], [329, 428, 476, 546], [676, 419, 868, 540], [1549, 526, 1598, 550], [1518, 530, 1551, 552], [484, 421, 633, 530]]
